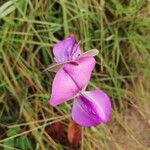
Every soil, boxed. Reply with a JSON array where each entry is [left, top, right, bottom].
[[109, 103, 150, 150]]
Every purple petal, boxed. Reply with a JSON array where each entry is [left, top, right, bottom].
[[50, 57, 95, 106], [71, 42, 81, 60], [71, 90, 111, 127], [50, 68, 79, 106], [63, 57, 96, 90], [53, 37, 80, 63]]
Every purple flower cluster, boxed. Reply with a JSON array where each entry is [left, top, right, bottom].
[[46, 36, 111, 127]]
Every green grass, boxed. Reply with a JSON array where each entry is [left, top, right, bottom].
[[0, 0, 150, 149]]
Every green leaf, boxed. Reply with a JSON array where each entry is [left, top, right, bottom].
[[4, 127, 20, 150], [15, 136, 32, 150], [4, 127, 32, 150]]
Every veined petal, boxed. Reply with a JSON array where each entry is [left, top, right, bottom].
[[63, 57, 96, 90], [53, 37, 76, 63], [71, 42, 81, 60], [83, 90, 112, 123], [50, 68, 79, 106], [72, 96, 100, 127], [71, 90, 111, 127]]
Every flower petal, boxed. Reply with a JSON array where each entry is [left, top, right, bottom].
[[43, 63, 64, 72], [71, 42, 81, 60], [50, 57, 95, 106], [71, 90, 111, 127], [50, 68, 79, 106], [53, 37, 76, 63], [43, 61, 79, 73], [63, 57, 96, 90], [80, 49, 99, 57]]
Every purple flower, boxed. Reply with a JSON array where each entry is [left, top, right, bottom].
[[50, 57, 96, 106], [72, 90, 111, 127], [47, 36, 112, 127], [44, 36, 99, 72]]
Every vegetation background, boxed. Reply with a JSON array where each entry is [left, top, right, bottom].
[[0, 0, 150, 149]]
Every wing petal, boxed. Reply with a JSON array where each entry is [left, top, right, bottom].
[[50, 68, 79, 106], [63, 57, 96, 90], [71, 90, 111, 127]]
